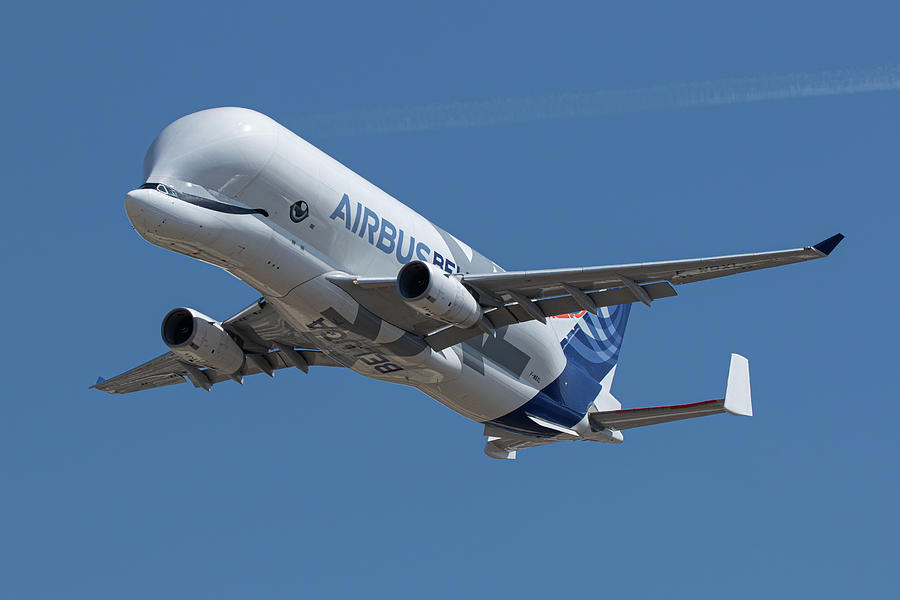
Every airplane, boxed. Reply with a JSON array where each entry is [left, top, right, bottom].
[[93, 107, 844, 459]]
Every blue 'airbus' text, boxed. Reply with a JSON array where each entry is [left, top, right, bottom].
[[329, 194, 460, 272]]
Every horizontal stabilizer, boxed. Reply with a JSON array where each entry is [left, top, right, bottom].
[[589, 353, 752, 430], [526, 414, 580, 437], [482, 425, 561, 460]]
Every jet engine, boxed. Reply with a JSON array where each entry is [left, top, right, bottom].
[[396, 260, 483, 328], [161, 307, 245, 374]]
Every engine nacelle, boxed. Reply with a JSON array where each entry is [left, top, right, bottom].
[[396, 260, 483, 328], [161, 307, 245, 374]]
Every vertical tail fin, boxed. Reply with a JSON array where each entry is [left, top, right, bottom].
[[555, 304, 632, 412], [562, 304, 631, 379]]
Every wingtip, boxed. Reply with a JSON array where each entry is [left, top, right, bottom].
[[812, 233, 844, 256]]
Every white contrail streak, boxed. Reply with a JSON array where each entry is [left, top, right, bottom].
[[299, 65, 900, 136]]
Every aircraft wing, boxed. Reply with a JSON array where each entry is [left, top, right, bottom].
[[335, 233, 843, 351], [459, 233, 844, 304], [92, 299, 342, 394]]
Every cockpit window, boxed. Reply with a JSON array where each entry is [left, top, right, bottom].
[[158, 184, 179, 198], [140, 182, 180, 198]]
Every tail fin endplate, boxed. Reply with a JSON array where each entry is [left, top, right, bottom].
[[724, 353, 752, 416]]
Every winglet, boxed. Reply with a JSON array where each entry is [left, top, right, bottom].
[[95, 376, 106, 384], [724, 354, 752, 417], [812, 233, 844, 256]]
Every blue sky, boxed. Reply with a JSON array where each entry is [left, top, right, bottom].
[[1, 1, 897, 597]]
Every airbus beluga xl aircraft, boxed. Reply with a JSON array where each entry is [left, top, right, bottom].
[[93, 107, 843, 459]]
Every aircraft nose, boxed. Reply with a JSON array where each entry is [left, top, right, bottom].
[[123, 186, 227, 250], [124, 188, 167, 234]]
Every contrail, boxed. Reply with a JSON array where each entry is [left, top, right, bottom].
[[299, 65, 900, 136]]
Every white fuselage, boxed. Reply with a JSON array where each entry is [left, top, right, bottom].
[[125, 108, 579, 429]]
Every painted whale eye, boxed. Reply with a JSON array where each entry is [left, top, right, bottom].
[[290, 200, 309, 223]]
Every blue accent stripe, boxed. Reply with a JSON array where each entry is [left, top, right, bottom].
[[487, 304, 631, 436]]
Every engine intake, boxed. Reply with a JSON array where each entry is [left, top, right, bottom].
[[161, 307, 245, 374], [396, 261, 483, 328]]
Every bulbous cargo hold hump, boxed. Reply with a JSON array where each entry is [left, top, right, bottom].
[[142, 107, 282, 198]]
